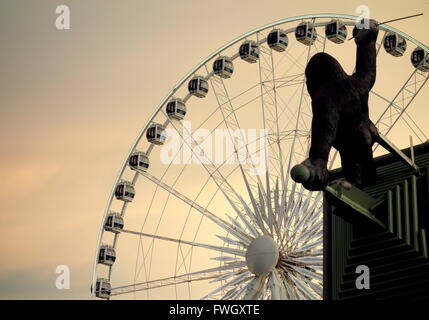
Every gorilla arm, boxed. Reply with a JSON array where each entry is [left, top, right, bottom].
[[351, 20, 379, 92], [301, 93, 338, 191]]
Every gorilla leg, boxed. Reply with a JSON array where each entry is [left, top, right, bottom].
[[339, 146, 363, 186], [338, 125, 377, 187], [357, 140, 377, 186]]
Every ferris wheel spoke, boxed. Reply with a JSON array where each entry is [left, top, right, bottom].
[[237, 165, 268, 234], [276, 85, 307, 142], [215, 234, 246, 247], [286, 203, 322, 250], [294, 237, 323, 253], [210, 269, 244, 283], [274, 73, 304, 86], [257, 33, 285, 186], [221, 286, 242, 300], [280, 21, 317, 179], [288, 190, 314, 231], [257, 46, 286, 232], [162, 109, 264, 236], [239, 191, 267, 236], [288, 273, 319, 300], [276, 179, 288, 231], [283, 45, 309, 71], [230, 194, 261, 238], [273, 178, 280, 223], [135, 169, 252, 245], [284, 181, 298, 225], [267, 269, 287, 300], [295, 193, 323, 229], [260, 179, 276, 235], [201, 271, 252, 300], [280, 275, 297, 300], [290, 265, 323, 282], [242, 274, 267, 300], [205, 65, 266, 191], [231, 282, 251, 300], [289, 255, 323, 266], [292, 228, 323, 252], [257, 183, 267, 223], [290, 222, 323, 250], [121, 228, 246, 256], [271, 37, 299, 72], [294, 18, 315, 132], [306, 280, 323, 298], [287, 185, 307, 228], [111, 263, 247, 296], [287, 205, 323, 247], [225, 214, 247, 234]]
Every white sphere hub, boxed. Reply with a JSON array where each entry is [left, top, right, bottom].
[[245, 235, 279, 276]]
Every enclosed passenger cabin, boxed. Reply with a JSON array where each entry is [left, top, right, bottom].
[[213, 56, 234, 78], [166, 98, 186, 120], [188, 76, 209, 98], [104, 212, 124, 234], [239, 40, 259, 63], [325, 20, 347, 44], [267, 29, 288, 52], [98, 245, 116, 266], [114, 180, 135, 202], [146, 123, 167, 145], [295, 22, 317, 45], [95, 278, 111, 299], [384, 32, 407, 57], [129, 151, 149, 172], [411, 47, 429, 71]]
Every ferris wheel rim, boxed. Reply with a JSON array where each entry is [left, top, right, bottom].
[[91, 13, 429, 298]]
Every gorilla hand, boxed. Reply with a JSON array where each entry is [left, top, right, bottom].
[[353, 19, 379, 44], [300, 158, 330, 191]]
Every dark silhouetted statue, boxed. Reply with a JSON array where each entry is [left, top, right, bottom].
[[297, 19, 381, 191]]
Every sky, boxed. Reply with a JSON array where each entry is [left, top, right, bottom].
[[0, 0, 428, 299]]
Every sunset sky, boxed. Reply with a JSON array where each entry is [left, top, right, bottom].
[[1, 0, 428, 299]]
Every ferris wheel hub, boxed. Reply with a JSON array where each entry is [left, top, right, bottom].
[[245, 235, 279, 276]]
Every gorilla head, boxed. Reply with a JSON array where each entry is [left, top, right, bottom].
[[305, 52, 348, 98]]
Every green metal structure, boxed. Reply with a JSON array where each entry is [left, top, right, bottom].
[[324, 142, 429, 300]]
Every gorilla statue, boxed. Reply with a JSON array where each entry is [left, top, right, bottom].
[[299, 19, 380, 191]]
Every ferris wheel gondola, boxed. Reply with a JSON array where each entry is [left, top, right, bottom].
[[384, 32, 407, 57], [411, 47, 429, 71], [104, 212, 124, 234], [213, 56, 234, 78], [295, 22, 317, 45], [267, 29, 289, 52], [239, 40, 260, 63], [325, 20, 347, 43]]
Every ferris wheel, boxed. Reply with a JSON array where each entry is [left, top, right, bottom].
[[91, 14, 429, 300]]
